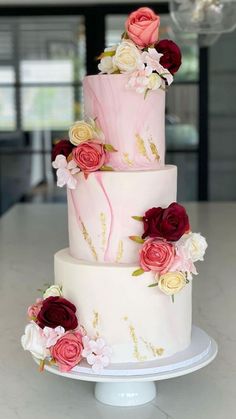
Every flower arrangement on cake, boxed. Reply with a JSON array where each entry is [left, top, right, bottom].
[[51, 118, 117, 189], [21, 285, 112, 373], [130, 203, 207, 301], [98, 7, 182, 95]]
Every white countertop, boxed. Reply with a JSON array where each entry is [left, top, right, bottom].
[[0, 203, 235, 419]]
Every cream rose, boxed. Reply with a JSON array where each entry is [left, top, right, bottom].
[[43, 285, 62, 299], [98, 46, 118, 74], [21, 322, 49, 360], [148, 73, 162, 90], [157, 271, 186, 296], [178, 232, 208, 262], [69, 120, 94, 145], [113, 40, 143, 73]]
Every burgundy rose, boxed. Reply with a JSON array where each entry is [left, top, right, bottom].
[[140, 238, 175, 273], [37, 296, 78, 331], [52, 139, 73, 162], [155, 39, 182, 74], [143, 202, 190, 241], [72, 140, 106, 173]]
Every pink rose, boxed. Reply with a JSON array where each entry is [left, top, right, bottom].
[[72, 140, 106, 173], [125, 7, 160, 48], [51, 331, 84, 372], [140, 238, 175, 273], [170, 245, 197, 280], [27, 298, 43, 319]]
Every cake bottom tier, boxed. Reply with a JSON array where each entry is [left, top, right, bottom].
[[54, 249, 192, 363]]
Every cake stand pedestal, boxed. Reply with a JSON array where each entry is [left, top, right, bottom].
[[35, 326, 217, 407]]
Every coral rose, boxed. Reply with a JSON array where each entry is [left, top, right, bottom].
[[143, 202, 190, 241], [72, 141, 106, 173], [155, 39, 182, 74], [51, 331, 84, 372], [37, 296, 78, 331], [69, 120, 94, 146], [125, 7, 160, 48], [51, 139, 73, 162], [140, 238, 175, 273], [157, 271, 186, 296]]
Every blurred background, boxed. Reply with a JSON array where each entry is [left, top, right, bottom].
[[0, 0, 235, 215]]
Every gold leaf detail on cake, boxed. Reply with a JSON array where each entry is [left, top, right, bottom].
[[100, 212, 106, 251], [123, 316, 128, 321], [92, 310, 100, 337], [149, 140, 160, 161], [135, 134, 151, 162], [115, 240, 124, 263], [80, 219, 98, 261], [141, 337, 164, 357], [129, 324, 147, 362], [123, 152, 133, 166]]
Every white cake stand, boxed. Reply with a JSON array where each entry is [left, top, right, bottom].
[[34, 326, 217, 407]]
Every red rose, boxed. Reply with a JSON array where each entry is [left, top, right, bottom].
[[52, 139, 73, 162], [140, 238, 175, 273], [155, 40, 182, 74], [72, 140, 106, 173], [51, 331, 84, 372], [37, 296, 78, 331], [143, 202, 190, 241]]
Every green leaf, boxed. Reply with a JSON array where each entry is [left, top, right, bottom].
[[132, 268, 145, 277], [97, 50, 116, 60], [148, 282, 159, 288], [129, 236, 145, 244], [132, 215, 143, 222], [100, 165, 114, 171], [171, 295, 175, 303], [144, 88, 150, 100], [104, 144, 118, 152]]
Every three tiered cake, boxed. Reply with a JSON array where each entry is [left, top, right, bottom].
[[22, 7, 207, 373]]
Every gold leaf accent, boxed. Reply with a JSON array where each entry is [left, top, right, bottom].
[[149, 140, 160, 161], [100, 212, 106, 251], [135, 134, 151, 162], [123, 316, 128, 321], [92, 310, 100, 337], [123, 152, 133, 166], [92, 310, 99, 329], [129, 324, 147, 362], [80, 220, 98, 261], [115, 240, 123, 263], [141, 337, 164, 357]]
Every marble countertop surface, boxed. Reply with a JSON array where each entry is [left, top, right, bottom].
[[0, 202, 235, 419]]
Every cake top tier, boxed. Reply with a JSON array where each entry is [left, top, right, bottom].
[[51, 7, 182, 183], [97, 7, 182, 96]]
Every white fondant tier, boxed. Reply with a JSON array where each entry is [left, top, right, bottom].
[[55, 249, 192, 364], [68, 165, 177, 264], [83, 74, 165, 171]]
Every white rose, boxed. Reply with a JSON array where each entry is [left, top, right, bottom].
[[179, 232, 208, 262], [158, 271, 186, 296], [98, 56, 118, 74], [148, 73, 162, 90], [113, 40, 143, 73], [21, 322, 49, 360], [43, 284, 62, 299]]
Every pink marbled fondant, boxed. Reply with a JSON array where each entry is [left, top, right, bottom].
[[83, 74, 165, 171], [68, 166, 177, 264]]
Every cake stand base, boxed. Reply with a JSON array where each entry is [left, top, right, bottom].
[[34, 326, 217, 407], [95, 381, 156, 406]]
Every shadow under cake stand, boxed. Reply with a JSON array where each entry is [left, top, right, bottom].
[[34, 326, 217, 407]]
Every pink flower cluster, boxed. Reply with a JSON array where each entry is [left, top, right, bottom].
[[22, 286, 112, 373], [51, 119, 117, 189], [131, 202, 207, 286]]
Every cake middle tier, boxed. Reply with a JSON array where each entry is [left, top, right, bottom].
[[68, 165, 177, 264]]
